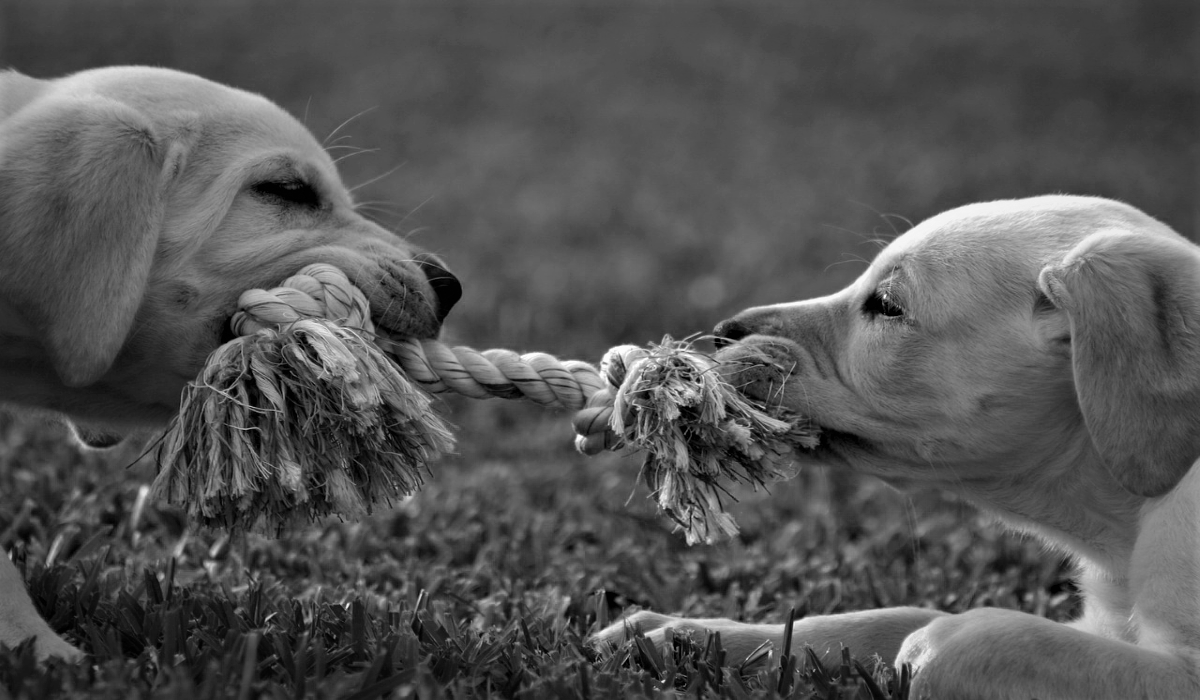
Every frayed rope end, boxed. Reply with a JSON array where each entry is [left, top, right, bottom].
[[152, 312, 454, 536], [581, 338, 819, 545]]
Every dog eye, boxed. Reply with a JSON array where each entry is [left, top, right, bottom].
[[252, 180, 321, 208], [864, 290, 904, 318]]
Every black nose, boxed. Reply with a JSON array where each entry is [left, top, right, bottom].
[[712, 318, 753, 348], [413, 253, 462, 323]]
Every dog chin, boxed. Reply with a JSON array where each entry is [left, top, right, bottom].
[[67, 422, 126, 450]]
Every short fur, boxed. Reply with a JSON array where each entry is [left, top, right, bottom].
[[0, 66, 460, 659], [593, 195, 1200, 699]]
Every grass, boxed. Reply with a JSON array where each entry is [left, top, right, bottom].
[[0, 412, 1077, 698], [0, 0, 1195, 697]]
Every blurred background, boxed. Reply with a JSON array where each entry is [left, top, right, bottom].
[[1, 0, 1197, 628], [7, 0, 1195, 447], [6, 1, 1195, 358]]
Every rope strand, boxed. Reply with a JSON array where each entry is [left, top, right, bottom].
[[247, 265, 613, 412], [380, 338, 607, 409]]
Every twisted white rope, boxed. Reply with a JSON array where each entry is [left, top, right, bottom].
[[237, 264, 614, 413]]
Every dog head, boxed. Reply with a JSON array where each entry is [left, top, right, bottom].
[[714, 195, 1199, 499], [0, 66, 460, 441]]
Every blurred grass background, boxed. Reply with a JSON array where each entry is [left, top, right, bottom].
[[7, 0, 1194, 455], [1, 1, 1198, 696], [6, 1, 1195, 356]]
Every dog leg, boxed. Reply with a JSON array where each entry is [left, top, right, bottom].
[[592, 607, 946, 668], [0, 552, 82, 661]]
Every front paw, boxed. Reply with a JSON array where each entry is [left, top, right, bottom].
[[897, 612, 963, 671], [591, 610, 688, 651], [34, 633, 85, 663], [2, 628, 85, 663], [898, 608, 1029, 698], [897, 608, 1019, 670]]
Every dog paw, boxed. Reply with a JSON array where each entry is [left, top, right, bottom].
[[7, 629, 86, 664], [590, 610, 691, 651], [590, 612, 775, 666], [1, 619, 85, 663], [36, 633, 85, 663]]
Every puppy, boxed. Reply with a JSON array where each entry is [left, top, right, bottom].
[[0, 66, 461, 659], [593, 195, 1200, 699]]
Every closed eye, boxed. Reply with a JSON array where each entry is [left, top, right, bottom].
[[863, 290, 904, 318], [251, 180, 321, 208]]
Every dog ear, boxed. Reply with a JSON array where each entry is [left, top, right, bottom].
[[1038, 229, 1200, 497], [0, 94, 184, 388]]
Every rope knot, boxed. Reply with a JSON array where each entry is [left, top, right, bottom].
[[231, 264, 374, 336]]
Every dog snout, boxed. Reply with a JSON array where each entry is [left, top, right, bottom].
[[714, 308, 781, 347], [714, 305, 795, 347], [713, 318, 754, 348], [413, 253, 462, 323]]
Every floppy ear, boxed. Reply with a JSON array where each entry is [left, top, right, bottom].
[[1037, 229, 1200, 497], [0, 93, 181, 387]]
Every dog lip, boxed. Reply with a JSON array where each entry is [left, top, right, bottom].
[[71, 424, 125, 449], [713, 335, 802, 378], [371, 302, 441, 340]]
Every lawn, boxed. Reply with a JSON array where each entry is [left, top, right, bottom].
[[0, 1, 1196, 697]]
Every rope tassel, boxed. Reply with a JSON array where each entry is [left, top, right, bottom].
[[571, 343, 819, 544], [153, 265, 455, 535], [153, 264, 819, 542]]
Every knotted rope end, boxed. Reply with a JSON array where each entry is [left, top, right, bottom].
[[578, 337, 821, 545], [153, 265, 455, 536]]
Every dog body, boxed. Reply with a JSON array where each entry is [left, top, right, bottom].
[[0, 66, 459, 658], [594, 196, 1200, 699]]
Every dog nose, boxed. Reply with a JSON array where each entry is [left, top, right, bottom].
[[413, 253, 462, 323], [712, 317, 753, 348]]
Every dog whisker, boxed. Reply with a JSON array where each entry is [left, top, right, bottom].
[[322, 106, 377, 146], [348, 163, 406, 194]]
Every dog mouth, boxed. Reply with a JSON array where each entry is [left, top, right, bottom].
[[710, 335, 880, 461], [361, 269, 439, 337], [712, 336, 801, 403], [355, 255, 461, 341], [210, 254, 461, 346], [708, 336, 829, 451]]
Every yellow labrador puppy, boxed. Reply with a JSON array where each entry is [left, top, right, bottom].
[[592, 195, 1200, 699], [0, 66, 461, 659]]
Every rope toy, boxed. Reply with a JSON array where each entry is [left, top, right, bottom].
[[153, 264, 819, 541], [152, 265, 456, 535], [571, 343, 819, 544]]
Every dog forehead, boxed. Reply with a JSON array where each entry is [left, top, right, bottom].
[[878, 195, 1147, 279], [57, 66, 329, 162], [862, 198, 1086, 320]]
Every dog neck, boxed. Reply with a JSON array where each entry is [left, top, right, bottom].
[[962, 440, 1145, 603]]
